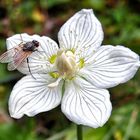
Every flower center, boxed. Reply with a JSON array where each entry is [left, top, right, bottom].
[[56, 50, 77, 79], [48, 50, 86, 88]]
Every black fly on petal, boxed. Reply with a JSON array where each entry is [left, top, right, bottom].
[[0, 34, 40, 79]]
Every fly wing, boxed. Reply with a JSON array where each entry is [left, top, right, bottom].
[[0, 45, 23, 63], [8, 50, 32, 71]]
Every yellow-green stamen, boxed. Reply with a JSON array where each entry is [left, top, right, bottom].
[[49, 72, 59, 78], [79, 58, 85, 69], [49, 54, 57, 64]]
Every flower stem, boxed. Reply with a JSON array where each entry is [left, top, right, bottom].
[[77, 125, 83, 140]]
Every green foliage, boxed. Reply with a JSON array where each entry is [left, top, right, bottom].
[[0, 119, 41, 140], [47, 0, 70, 8]]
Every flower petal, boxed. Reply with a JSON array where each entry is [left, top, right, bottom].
[[61, 76, 112, 128], [6, 33, 59, 74], [79, 45, 140, 88], [58, 9, 103, 57], [9, 74, 62, 119]]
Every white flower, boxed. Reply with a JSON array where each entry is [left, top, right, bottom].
[[7, 9, 140, 128]]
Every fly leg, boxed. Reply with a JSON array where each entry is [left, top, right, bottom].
[[35, 50, 45, 54], [36, 42, 45, 54], [19, 34, 25, 45], [27, 58, 36, 80]]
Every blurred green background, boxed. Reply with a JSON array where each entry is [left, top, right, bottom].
[[0, 0, 140, 140]]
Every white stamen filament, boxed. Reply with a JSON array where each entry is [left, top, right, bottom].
[[48, 77, 62, 88]]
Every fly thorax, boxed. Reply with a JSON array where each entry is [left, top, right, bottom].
[[23, 42, 35, 52], [56, 50, 77, 79]]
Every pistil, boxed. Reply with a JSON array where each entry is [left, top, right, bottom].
[[56, 50, 77, 78]]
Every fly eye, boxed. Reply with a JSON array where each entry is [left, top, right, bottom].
[[32, 40, 39, 47]]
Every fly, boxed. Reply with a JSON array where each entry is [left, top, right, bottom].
[[0, 34, 39, 78]]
